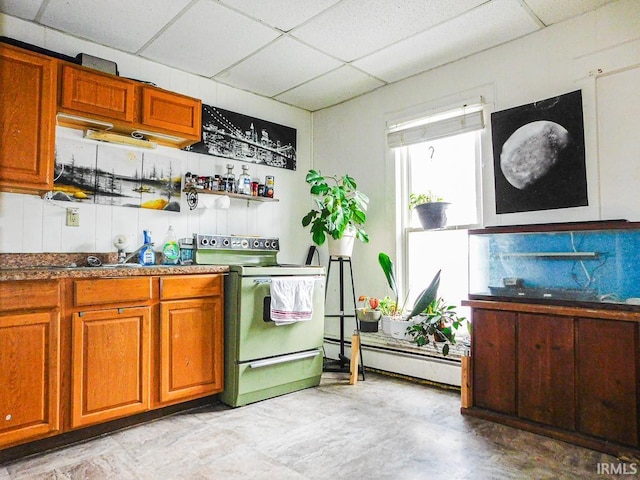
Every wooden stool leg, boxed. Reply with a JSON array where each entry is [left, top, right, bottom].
[[349, 331, 360, 385]]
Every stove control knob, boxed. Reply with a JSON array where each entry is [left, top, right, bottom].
[[253, 240, 260, 248], [211, 238, 217, 246], [272, 240, 279, 250], [264, 241, 270, 248], [241, 239, 249, 248], [201, 237, 210, 246], [223, 239, 230, 247]]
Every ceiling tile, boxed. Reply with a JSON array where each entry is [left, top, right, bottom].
[[39, 0, 192, 52], [275, 65, 384, 111], [218, 0, 340, 31], [354, 0, 541, 83], [215, 37, 342, 97], [291, 0, 487, 62], [0, 0, 44, 20], [141, 0, 280, 78], [524, 0, 618, 25]]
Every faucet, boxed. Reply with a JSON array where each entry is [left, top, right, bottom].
[[119, 242, 154, 264]]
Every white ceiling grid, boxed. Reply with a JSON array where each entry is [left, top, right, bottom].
[[0, 0, 620, 111]]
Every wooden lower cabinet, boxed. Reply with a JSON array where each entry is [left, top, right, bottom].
[[472, 309, 516, 415], [518, 313, 575, 430], [158, 297, 223, 404], [71, 307, 151, 428], [0, 310, 60, 447], [577, 317, 638, 446], [464, 300, 640, 456]]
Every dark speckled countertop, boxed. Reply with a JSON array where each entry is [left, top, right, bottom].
[[0, 253, 228, 281]]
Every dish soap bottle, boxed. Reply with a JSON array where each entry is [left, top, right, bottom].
[[162, 226, 180, 265], [238, 165, 251, 195], [139, 230, 156, 266]]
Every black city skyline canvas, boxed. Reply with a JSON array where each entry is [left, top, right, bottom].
[[184, 105, 297, 170]]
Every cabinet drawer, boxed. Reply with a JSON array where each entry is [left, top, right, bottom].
[[0, 280, 60, 311], [140, 86, 201, 138], [74, 277, 152, 307], [60, 64, 136, 122], [160, 274, 222, 300]]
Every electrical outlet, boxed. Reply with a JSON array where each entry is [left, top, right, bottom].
[[66, 208, 79, 227]]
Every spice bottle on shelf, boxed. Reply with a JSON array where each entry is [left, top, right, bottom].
[[224, 164, 235, 193], [238, 165, 251, 195]]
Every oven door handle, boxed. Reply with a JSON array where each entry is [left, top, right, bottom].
[[248, 350, 320, 369]]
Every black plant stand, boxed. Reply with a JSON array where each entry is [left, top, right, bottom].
[[323, 256, 365, 381]]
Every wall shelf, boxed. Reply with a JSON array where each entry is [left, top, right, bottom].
[[182, 188, 279, 203]]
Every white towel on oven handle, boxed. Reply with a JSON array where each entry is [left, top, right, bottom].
[[270, 277, 314, 326]]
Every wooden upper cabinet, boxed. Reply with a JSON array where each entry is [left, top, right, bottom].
[[0, 43, 57, 194], [59, 64, 136, 122], [141, 86, 201, 139], [57, 62, 201, 148]]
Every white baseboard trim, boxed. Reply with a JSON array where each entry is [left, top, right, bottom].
[[323, 337, 462, 387]]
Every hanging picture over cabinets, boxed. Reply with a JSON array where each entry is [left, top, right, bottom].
[[491, 90, 588, 214], [53, 138, 182, 212], [184, 105, 297, 170]]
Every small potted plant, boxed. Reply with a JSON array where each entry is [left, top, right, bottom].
[[378, 252, 441, 339], [406, 297, 465, 356], [301, 169, 369, 257], [356, 296, 381, 332], [409, 191, 450, 230]]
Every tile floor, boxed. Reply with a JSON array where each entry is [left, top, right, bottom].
[[0, 372, 630, 479]]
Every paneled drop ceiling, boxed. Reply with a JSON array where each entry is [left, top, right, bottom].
[[0, 0, 619, 111]]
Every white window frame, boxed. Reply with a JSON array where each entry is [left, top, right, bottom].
[[386, 88, 493, 305]]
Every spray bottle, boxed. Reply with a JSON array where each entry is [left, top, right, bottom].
[[139, 230, 156, 266]]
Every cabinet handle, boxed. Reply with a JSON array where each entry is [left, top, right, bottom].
[[118, 308, 124, 314]]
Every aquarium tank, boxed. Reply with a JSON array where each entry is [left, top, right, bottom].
[[468, 221, 640, 306]]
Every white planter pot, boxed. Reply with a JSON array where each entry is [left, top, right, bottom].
[[327, 228, 355, 258], [381, 315, 393, 335], [386, 316, 417, 340]]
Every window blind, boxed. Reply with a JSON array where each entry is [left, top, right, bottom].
[[387, 104, 484, 148]]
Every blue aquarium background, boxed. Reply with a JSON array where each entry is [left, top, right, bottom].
[[471, 228, 640, 303]]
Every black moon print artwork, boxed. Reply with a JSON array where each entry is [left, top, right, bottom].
[[491, 90, 587, 214]]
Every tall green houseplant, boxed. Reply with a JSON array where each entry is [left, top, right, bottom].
[[302, 169, 369, 246]]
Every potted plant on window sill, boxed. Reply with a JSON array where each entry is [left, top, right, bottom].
[[409, 191, 450, 230], [301, 169, 369, 257], [378, 252, 441, 339], [356, 296, 381, 332], [406, 297, 465, 356]]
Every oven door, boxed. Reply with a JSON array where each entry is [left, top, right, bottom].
[[236, 275, 325, 362]]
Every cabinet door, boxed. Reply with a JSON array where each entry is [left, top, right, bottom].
[[60, 64, 136, 123], [472, 309, 517, 414], [158, 297, 223, 404], [518, 313, 575, 430], [140, 86, 201, 138], [577, 318, 638, 446], [0, 44, 56, 193], [71, 307, 150, 428], [0, 311, 60, 448]]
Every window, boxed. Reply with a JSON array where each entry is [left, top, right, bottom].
[[388, 102, 485, 322]]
